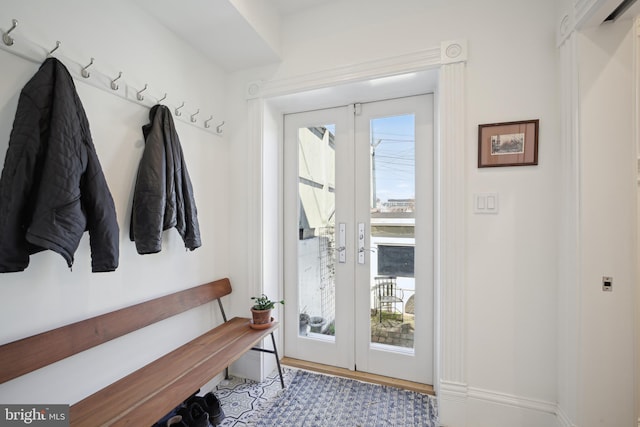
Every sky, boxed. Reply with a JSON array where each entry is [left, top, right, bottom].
[[322, 113, 415, 205], [370, 114, 415, 204]]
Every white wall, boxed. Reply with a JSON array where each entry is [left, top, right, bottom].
[[556, 1, 639, 423], [229, 0, 560, 425], [577, 20, 637, 427], [0, 0, 230, 405]]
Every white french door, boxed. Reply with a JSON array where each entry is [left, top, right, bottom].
[[283, 95, 433, 384], [283, 105, 354, 370]]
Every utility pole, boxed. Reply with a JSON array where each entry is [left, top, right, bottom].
[[371, 138, 382, 209]]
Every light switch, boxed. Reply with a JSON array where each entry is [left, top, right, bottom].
[[487, 195, 496, 210], [477, 196, 486, 210], [474, 193, 499, 214]]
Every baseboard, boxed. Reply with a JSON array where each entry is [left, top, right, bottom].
[[439, 381, 561, 427], [438, 382, 468, 427], [440, 380, 468, 399], [467, 386, 557, 416]]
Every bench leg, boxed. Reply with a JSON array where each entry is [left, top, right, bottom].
[[250, 333, 285, 389], [270, 332, 285, 389]]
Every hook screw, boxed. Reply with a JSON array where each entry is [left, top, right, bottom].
[[136, 84, 148, 101], [216, 121, 225, 134], [48, 41, 61, 56], [175, 102, 185, 116], [110, 72, 122, 91], [2, 19, 17, 46], [81, 57, 94, 78]]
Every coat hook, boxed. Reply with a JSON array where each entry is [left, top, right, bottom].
[[175, 102, 185, 116], [136, 84, 148, 101], [48, 41, 61, 56], [158, 93, 167, 103], [81, 57, 94, 78], [204, 116, 213, 128], [216, 121, 225, 134], [2, 19, 17, 46], [190, 109, 199, 123], [110, 71, 122, 91]]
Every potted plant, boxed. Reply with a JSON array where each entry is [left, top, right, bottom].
[[299, 308, 311, 336], [250, 294, 284, 325]]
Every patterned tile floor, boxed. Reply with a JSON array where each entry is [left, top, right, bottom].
[[214, 368, 295, 426], [213, 367, 437, 427]]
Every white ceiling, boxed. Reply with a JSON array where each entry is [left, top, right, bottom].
[[135, 0, 640, 73], [133, 0, 338, 72], [133, 0, 277, 71]]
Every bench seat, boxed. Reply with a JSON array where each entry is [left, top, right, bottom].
[[70, 317, 278, 426], [0, 279, 284, 427]]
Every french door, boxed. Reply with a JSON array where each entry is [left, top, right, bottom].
[[283, 95, 433, 384]]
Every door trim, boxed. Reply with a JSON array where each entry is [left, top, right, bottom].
[[246, 42, 466, 100], [245, 40, 468, 401]]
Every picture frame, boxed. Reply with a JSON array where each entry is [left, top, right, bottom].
[[478, 119, 539, 168]]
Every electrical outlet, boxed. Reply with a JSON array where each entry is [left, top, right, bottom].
[[602, 276, 613, 292]]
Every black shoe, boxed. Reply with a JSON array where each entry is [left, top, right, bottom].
[[166, 415, 188, 427], [187, 392, 225, 426], [153, 406, 186, 427], [177, 402, 210, 427]]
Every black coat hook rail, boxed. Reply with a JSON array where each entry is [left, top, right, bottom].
[[0, 17, 225, 137]]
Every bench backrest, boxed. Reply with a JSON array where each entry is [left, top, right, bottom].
[[0, 278, 232, 384]]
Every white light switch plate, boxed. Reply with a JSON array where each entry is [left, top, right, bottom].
[[474, 193, 499, 214]]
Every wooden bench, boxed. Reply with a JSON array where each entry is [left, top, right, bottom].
[[0, 278, 284, 426]]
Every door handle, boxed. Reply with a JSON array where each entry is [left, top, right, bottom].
[[338, 223, 346, 263], [358, 223, 365, 264]]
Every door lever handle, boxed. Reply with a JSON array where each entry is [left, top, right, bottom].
[[358, 223, 365, 264], [338, 223, 346, 263]]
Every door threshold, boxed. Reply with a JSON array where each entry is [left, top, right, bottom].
[[281, 357, 435, 396]]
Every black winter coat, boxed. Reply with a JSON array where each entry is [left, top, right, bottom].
[[0, 58, 119, 272], [130, 104, 201, 254]]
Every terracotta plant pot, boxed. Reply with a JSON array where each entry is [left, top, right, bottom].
[[251, 308, 272, 325]]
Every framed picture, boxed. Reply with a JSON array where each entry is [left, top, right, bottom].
[[478, 119, 539, 168]]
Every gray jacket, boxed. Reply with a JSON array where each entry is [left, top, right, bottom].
[[130, 104, 201, 254]]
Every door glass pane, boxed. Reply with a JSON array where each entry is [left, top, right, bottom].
[[369, 115, 415, 351], [297, 125, 336, 339]]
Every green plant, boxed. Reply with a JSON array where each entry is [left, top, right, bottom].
[[251, 294, 284, 311], [299, 307, 310, 324]]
